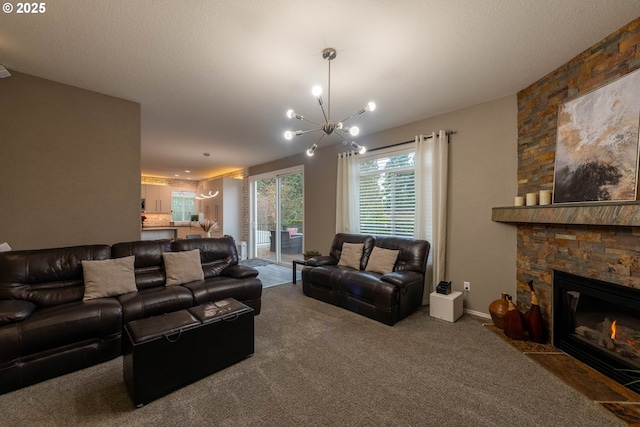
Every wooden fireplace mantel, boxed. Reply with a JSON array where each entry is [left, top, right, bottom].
[[491, 201, 640, 227]]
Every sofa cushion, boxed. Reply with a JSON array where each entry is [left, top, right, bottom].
[[341, 270, 397, 307], [118, 286, 194, 323], [0, 245, 112, 306], [338, 243, 363, 270], [163, 249, 204, 286], [82, 256, 138, 301], [365, 247, 399, 275], [330, 234, 375, 270], [374, 236, 430, 274], [172, 237, 237, 278], [111, 240, 172, 289], [184, 276, 263, 306], [0, 300, 36, 325], [14, 299, 122, 362]]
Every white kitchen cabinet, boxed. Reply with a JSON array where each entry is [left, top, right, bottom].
[[142, 184, 172, 214], [197, 177, 242, 241]]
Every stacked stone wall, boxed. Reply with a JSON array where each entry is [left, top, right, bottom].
[[515, 17, 640, 339]]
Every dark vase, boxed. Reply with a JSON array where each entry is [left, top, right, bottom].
[[523, 280, 546, 343], [503, 295, 524, 340]]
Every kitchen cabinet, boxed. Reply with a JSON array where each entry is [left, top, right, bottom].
[[141, 184, 172, 214], [197, 177, 242, 241]]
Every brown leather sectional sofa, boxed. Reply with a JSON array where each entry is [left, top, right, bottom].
[[302, 233, 430, 326], [0, 236, 262, 394]]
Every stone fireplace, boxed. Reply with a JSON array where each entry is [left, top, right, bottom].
[[492, 203, 640, 342], [489, 16, 640, 392], [492, 203, 640, 393]]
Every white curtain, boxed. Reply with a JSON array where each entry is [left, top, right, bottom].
[[415, 131, 449, 303], [335, 151, 359, 233]]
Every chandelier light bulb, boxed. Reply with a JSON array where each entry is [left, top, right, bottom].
[[306, 143, 318, 156], [358, 145, 367, 155], [287, 110, 303, 120], [349, 126, 360, 137], [284, 130, 294, 140], [366, 101, 376, 112], [312, 85, 322, 97]]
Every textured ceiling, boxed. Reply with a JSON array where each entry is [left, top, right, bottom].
[[2, 0, 640, 180]]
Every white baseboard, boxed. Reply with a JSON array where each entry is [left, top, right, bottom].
[[464, 308, 491, 319]]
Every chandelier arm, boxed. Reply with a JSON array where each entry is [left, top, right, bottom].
[[299, 116, 324, 127], [335, 131, 354, 145], [317, 98, 329, 123], [296, 128, 323, 136], [339, 111, 360, 123]]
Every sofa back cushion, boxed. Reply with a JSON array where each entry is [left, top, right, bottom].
[[111, 239, 172, 290], [373, 236, 430, 274], [0, 245, 112, 306], [172, 236, 238, 278], [330, 234, 375, 271]]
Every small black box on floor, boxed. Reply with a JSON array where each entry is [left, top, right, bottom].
[[123, 299, 254, 406]]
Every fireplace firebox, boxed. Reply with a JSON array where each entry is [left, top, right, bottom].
[[553, 270, 640, 393]]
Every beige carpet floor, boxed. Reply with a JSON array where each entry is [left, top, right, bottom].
[[0, 283, 625, 426]]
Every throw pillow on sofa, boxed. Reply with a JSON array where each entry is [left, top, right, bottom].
[[338, 242, 364, 270], [365, 246, 399, 275], [82, 255, 138, 301], [163, 249, 205, 286]]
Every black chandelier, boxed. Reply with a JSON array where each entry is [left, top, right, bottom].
[[284, 48, 376, 156]]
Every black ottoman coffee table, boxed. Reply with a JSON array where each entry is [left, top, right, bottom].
[[123, 298, 254, 406]]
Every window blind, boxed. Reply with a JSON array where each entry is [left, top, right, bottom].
[[358, 151, 415, 237]]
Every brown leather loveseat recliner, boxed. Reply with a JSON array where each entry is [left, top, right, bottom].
[[302, 233, 430, 326]]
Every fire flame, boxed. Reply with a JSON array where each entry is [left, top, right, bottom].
[[611, 320, 617, 340]]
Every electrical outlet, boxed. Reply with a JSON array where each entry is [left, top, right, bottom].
[[464, 281, 471, 292]]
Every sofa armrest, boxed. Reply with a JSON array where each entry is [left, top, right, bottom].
[[0, 299, 36, 325], [305, 256, 338, 267], [381, 271, 424, 287], [221, 264, 259, 279]]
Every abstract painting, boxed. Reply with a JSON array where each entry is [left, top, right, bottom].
[[553, 69, 640, 203]]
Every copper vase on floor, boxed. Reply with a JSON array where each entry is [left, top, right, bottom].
[[489, 292, 510, 329]]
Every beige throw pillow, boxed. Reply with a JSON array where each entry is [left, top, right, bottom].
[[163, 249, 204, 286], [338, 242, 364, 270], [365, 246, 399, 275], [82, 256, 138, 301]]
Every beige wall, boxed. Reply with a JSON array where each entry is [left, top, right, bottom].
[[0, 71, 141, 250], [249, 95, 518, 315]]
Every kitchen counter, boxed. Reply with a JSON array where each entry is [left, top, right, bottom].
[[141, 227, 178, 241]]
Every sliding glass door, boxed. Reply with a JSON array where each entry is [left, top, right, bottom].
[[250, 166, 304, 264]]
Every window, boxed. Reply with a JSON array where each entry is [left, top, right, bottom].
[[358, 149, 415, 237], [171, 190, 196, 222]]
